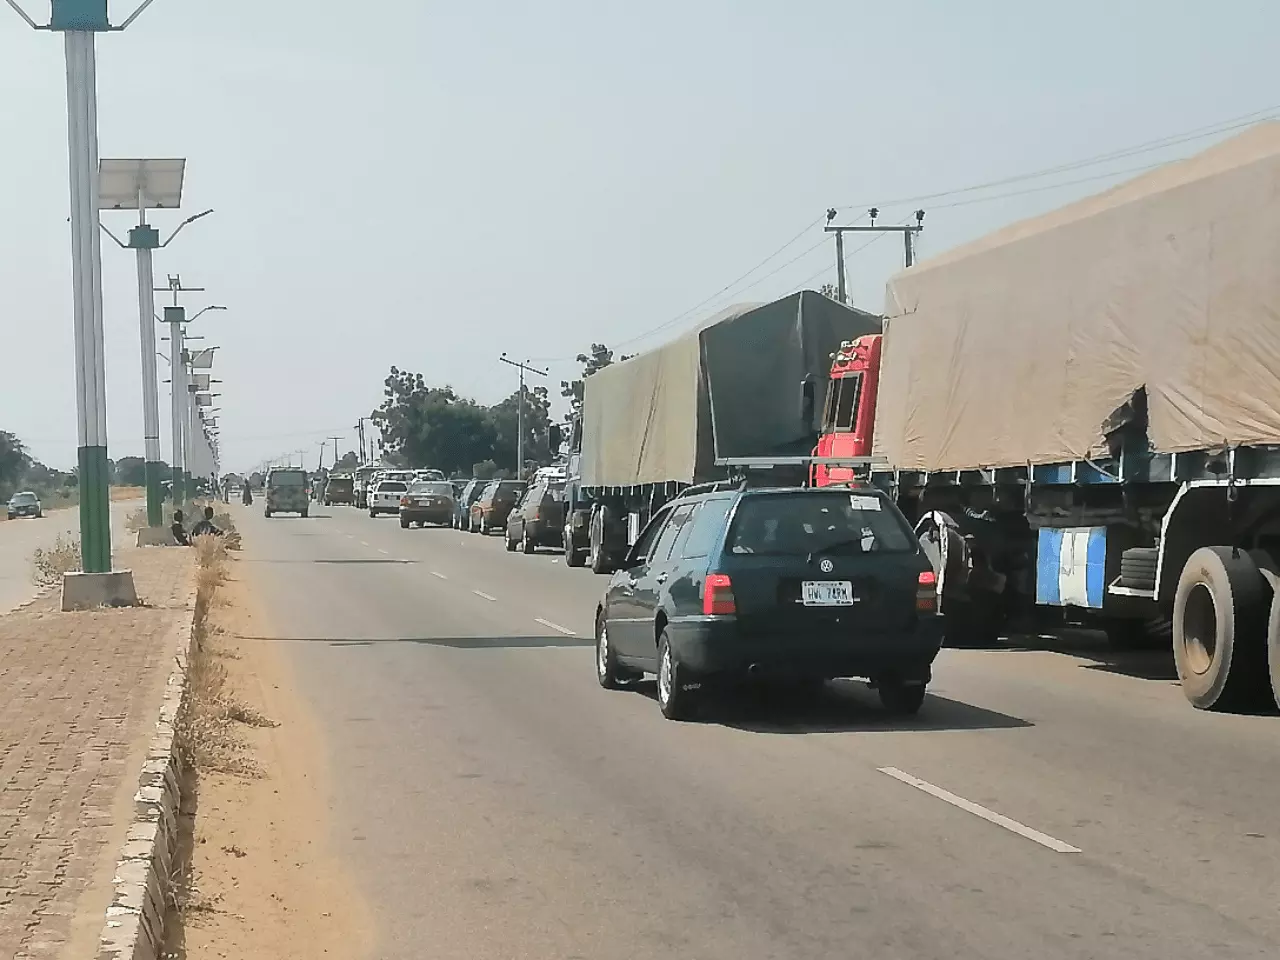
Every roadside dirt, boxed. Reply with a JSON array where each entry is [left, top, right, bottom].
[[169, 564, 376, 959]]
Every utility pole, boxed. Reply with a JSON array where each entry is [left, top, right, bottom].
[[327, 436, 343, 469], [354, 418, 368, 464], [499, 354, 547, 480], [159, 277, 225, 505], [824, 207, 926, 299]]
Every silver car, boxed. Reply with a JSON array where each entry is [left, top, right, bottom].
[[6, 491, 42, 520]]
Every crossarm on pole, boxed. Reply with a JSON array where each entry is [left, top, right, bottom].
[[112, 0, 159, 31], [3, 0, 41, 29]]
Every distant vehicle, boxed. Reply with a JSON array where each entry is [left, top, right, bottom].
[[505, 477, 567, 554], [6, 491, 42, 520], [324, 474, 355, 506], [399, 480, 455, 528], [469, 480, 525, 535], [368, 479, 408, 517], [453, 479, 486, 529], [414, 468, 446, 482], [593, 485, 942, 720], [264, 468, 309, 518]]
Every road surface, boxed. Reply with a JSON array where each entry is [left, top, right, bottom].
[[0, 501, 138, 613], [235, 502, 1280, 960]]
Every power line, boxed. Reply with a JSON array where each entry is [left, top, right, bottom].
[[835, 104, 1280, 211]]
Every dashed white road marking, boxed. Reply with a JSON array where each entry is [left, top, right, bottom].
[[878, 767, 1080, 854], [431, 571, 448, 580], [377, 547, 389, 555], [360, 540, 370, 547], [472, 590, 497, 602], [534, 618, 576, 637]]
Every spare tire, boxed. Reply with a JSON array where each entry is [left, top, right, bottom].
[[1173, 546, 1271, 710]]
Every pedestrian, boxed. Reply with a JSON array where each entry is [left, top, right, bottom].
[[170, 509, 190, 546]]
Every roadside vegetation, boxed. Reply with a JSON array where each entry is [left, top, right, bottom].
[[30, 535, 81, 586]]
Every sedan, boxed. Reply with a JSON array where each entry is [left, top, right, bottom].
[[594, 486, 943, 720], [368, 479, 408, 517], [6, 491, 42, 520], [399, 481, 456, 528]]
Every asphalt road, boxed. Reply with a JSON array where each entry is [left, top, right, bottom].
[[236, 502, 1280, 960], [0, 501, 137, 613]]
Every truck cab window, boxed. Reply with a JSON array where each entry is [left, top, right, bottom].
[[834, 373, 861, 432]]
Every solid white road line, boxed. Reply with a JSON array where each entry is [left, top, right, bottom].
[[877, 767, 1080, 854], [472, 590, 497, 602], [534, 618, 576, 637], [431, 571, 448, 580]]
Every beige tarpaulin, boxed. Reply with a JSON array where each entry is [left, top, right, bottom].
[[874, 122, 1280, 473]]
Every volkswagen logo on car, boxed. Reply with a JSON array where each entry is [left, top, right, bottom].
[[819, 558, 834, 573]]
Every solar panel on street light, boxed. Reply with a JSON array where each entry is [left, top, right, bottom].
[[97, 158, 186, 210]]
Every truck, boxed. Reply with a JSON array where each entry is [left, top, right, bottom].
[[561, 290, 883, 571], [816, 122, 1280, 712]]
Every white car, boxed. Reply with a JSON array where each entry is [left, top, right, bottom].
[[368, 479, 408, 517]]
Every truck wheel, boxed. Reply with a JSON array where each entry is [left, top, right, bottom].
[[1267, 587, 1280, 710], [564, 527, 585, 567], [589, 506, 613, 574], [1173, 546, 1271, 711]]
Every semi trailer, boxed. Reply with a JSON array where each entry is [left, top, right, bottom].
[[815, 122, 1280, 712]]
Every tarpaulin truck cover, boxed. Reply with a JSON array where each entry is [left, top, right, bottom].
[[874, 122, 1280, 474], [581, 291, 882, 487]]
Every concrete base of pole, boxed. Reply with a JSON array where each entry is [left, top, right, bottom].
[[144, 460, 165, 527], [61, 569, 138, 611], [77, 445, 112, 574], [136, 528, 178, 547]]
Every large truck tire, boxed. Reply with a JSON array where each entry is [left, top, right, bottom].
[[590, 505, 615, 575], [1172, 546, 1271, 711], [564, 525, 585, 567]]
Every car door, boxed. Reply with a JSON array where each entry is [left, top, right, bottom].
[[631, 503, 700, 633], [606, 506, 674, 658]]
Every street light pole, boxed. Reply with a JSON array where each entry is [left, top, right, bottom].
[[6, 0, 165, 585]]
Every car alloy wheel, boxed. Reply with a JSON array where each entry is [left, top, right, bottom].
[[657, 632, 694, 720]]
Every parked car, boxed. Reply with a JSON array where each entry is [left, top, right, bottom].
[[593, 486, 943, 720], [264, 468, 309, 518], [369, 479, 408, 517], [399, 480, 455, 528], [469, 480, 526, 535], [453, 479, 486, 528], [6, 491, 42, 520], [505, 478, 567, 554]]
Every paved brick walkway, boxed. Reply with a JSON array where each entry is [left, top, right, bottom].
[[0, 548, 192, 960]]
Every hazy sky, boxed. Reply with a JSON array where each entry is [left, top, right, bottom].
[[2, 0, 1277, 471]]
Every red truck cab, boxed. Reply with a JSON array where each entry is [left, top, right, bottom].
[[813, 334, 883, 486]]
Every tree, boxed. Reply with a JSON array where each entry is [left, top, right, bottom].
[[487, 383, 553, 475], [0, 431, 30, 493], [820, 282, 843, 303], [333, 451, 359, 471], [372, 367, 499, 476], [114, 456, 147, 487], [560, 343, 632, 415]]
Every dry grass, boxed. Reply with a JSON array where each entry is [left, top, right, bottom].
[[175, 530, 275, 779], [124, 507, 149, 533], [30, 535, 81, 586]]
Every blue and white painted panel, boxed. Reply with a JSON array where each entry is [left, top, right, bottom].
[[1036, 526, 1107, 609]]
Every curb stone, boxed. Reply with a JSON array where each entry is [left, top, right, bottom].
[[97, 583, 198, 960]]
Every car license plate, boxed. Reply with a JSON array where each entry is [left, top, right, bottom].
[[801, 581, 854, 606]]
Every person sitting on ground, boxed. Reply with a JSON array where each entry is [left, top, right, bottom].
[[191, 505, 222, 539], [170, 509, 191, 546]]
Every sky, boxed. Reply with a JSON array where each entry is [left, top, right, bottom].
[[2, 0, 1278, 472]]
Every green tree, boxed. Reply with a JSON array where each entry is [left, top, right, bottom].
[[0, 431, 30, 494], [560, 343, 633, 414], [371, 367, 499, 476], [333, 451, 359, 471], [114, 456, 147, 486], [487, 384, 554, 475]]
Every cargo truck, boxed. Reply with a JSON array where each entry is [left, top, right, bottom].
[[560, 291, 882, 571], [817, 123, 1280, 712]]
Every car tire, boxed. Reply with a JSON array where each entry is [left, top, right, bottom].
[[1173, 545, 1271, 711], [301, 508, 308, 518], [370, 508, 377, 518], [878, 680, 927, 715], [264, 509, 272, 518], [657, 630, 695, 720], [481, 516, 490, 536], [400, 516, 410, 529], [505, 533, 517, 552], [521, 529, 535, 554], [595, 615, 637, 689]]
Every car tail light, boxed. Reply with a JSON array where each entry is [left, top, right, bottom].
[[917, 569, 938, 613], [400, 496, 409, 507], [702, 573, 736, 616]]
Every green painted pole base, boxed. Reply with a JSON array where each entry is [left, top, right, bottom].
[[171, 466, 184, 508], [144, 460, 165, 527], [77, 445, 112, 574]]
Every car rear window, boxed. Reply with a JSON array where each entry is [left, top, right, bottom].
[[11, 493, 36, 505], [726, 491, 915, 556], [410, 482, 453, 496], [270, 471, 306, 486], [379, 481, 408, 492]]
